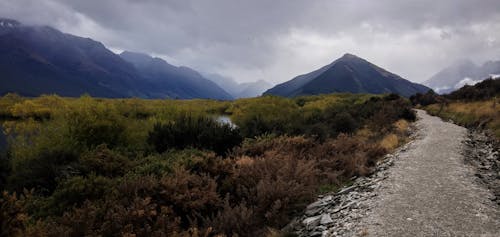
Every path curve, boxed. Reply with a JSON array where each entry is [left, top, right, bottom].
[[357, 110, 500, 236]]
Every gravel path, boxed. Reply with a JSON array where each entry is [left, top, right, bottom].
[[357, 110, 500, 236]]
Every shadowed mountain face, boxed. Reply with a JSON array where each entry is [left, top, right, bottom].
[[0, 18, 232, 100], [119, 51, 233, 100], [264, 54, 430, 97], [424, 59, 500, 94]]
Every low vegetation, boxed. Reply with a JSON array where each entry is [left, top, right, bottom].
[[417, 79, 500, 140], [426, 100, 500, 139], [0, 93, 415, 236]]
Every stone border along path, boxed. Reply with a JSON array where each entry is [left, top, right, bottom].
[[284, 110, 500, 237]]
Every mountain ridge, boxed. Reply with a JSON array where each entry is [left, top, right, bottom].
[[0, 18, 232, 100], [264, 53, 430, 97]]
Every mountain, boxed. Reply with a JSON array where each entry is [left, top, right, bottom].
[[0, 18, 231, 100], [264, 53, 430, 97], [424, 59, 500, 94], [237, 80, 272, 98], [206, 74, 272, 98], [119, 51, 232, 99]]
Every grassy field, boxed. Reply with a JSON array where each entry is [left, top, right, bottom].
[[425, 99, 500, 139], [0, 93, 415, 237]]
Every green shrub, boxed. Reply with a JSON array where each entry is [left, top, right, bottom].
[[41, 175, 114, 216], [330, 112, 358, 134], [147, 114, 242, 155], [7, 148, 78, 193]]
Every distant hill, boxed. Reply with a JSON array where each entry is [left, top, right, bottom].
[[0, 18, 231, 100], [264, 53, 429, 97], [206, 73, 271, 98], [237, 80, 272, 98], [424, 59, 500, 94]]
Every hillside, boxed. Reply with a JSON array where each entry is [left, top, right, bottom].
[[120, 51, 232, 99], [205, 73, 271, 98], [424, 59, 500, 94], [0, 18, 231, 100], [264, 53, 430, 97]]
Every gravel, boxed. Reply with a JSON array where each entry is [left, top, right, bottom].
[[285, 110, 500, 237]]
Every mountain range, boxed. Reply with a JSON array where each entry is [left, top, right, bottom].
[[0, 18, 438, 100], [264, 54, 430, 97], [205, 73, 271, 98], [424, 59, 500, 94], [0, 18, 232, 100]]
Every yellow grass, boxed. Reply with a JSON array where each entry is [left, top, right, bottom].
[[394, 119, 409, 133], [425, 99, 500, 139], [380, 133, 399, 151]]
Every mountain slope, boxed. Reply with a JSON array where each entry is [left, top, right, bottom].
[[237, 80, 272, 98], [424, 59, 500, 94], [206, 74, 271, 98], [0, 18, 139, 97], [264, 53, 429, 97], [120, 51, 232, 100], [0, 18, 231, 100]]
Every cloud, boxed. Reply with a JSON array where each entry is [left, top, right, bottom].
[[1, 0, 499, 84]]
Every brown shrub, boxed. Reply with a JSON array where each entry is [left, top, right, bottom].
[[159, 168, 222, 225], [80, 144, 132, 177], [228, 155, 318, 231], [1, 191, 31, 237], [43, 198, 186, 237], [205, 199, 257, 237]]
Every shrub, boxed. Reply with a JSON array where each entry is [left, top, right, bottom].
[[66, 98, 126, 149], [410, 90, 443, 106], [231, 96, 301, 137], [79, 145, 131, 177], [330, 112, 358, 134], [7, 148, 78, 193], [42, 175, 114, 216], [0, 152, 10, 191], [67, 113, 126, 149], [0, 191, 35, 237], [148, 114, 242, 155]]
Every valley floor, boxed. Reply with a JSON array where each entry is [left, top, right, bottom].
[[289, 110, 500, 236]]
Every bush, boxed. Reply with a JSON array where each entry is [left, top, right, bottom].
[[7, 148, 78, 193], [67, 113, 126, 149], [148, 114, 242, 155], [42, 175, 114, 216], [79, 145, 131, 177], [0, 152, 10, 191], [231, 96, 301, 138], [410, 90, 442, 106], [330, 112, 358, 134], [66, 98, 127, 149]]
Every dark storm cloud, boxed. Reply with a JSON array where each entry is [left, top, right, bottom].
[[1, 0, 499, 83]]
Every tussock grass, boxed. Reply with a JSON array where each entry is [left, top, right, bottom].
[[426, 99, 500, 139], [394, 119, 409, 133], [379, 133, 399, 151]]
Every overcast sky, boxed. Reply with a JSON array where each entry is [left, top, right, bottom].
[[1, 0, 499, 84]]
